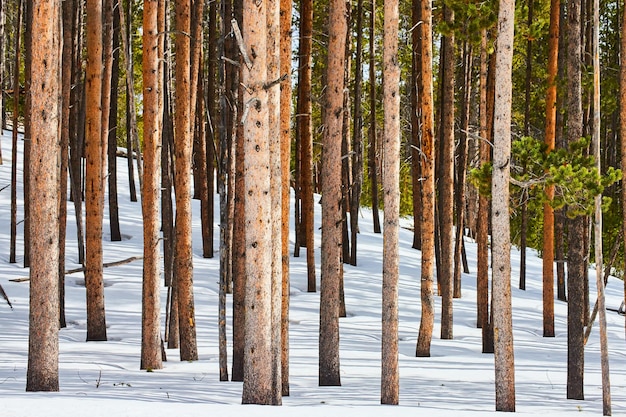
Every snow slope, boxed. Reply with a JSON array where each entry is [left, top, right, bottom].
[[1, 131, 625, 416]]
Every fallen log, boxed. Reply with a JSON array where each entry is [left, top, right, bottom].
[[9, 255, 143, 283]]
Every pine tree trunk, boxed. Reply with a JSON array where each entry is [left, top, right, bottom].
[[85, 0, 107, 342], [381, 0, 400, 404], [492, 0, 516, 410], [621, 0, 626, 346], [415, 0, 435, 358], [9, 0, 21, 265], [566, 0, 585, 400], [107, 2, 121, 243], [279, 0, 292, 396], [542, 0, 560, 338], [241, 0, 274, 404], [410, 0, 422, 251], [174, 0, 198, 362], [439, 4, 455, 340], [298, 0, 316, 292], [26, 0, 61, 392], [368, 0, 380, 234], [140, 0, 163, 371], [319, 0, 346, 387]]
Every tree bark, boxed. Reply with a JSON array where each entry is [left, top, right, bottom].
[[381, 0, 400, 404], [492, 0, 516, 410], [542, 0, 560, 338], [9, 0, 21, 265], [107, 1, 121, 242], [174, 0, 198, 362], [241, 0, 275, 404], [319, 0, 346, 387], [279, 0, 292, 396], [26, 0, 61, 392], [621, 0, 626, 346], [415, 0, 435, 358], [140, 0, 163, 372], [566, 0, 585, 400], [439, 4, 455, 340], [368, 0, 380, 234], [85, 0, 107, 342]]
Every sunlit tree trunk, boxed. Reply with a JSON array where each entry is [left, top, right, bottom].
[[174, 0, 198, 362], [415, 0, 435, 358], [319, 0, 346, 387], [26, 0, 61, 392], [621, 0, 626, 347], [542, 0, 559, 338], [279, 0, 292, 396], [381, 0, 400, 404], [492, 0, 516, 410], [85, 0, 107, 342], [241, 0, 276, 404], [140, 0, 163, 371], [566, 0, 585, 400], [368, 0, 380, 234]]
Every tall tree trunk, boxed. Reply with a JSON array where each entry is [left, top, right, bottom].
[[140, 0, 163, 372], [319, 0, 346, 387], [23, 0, 31, 269], [350, 0, 364, 266], [381, 0, 400, 404], [85, 0, 107, 342], [415, 0, 435, 358], [0, 0, 4, 137], [279, 0, 292, 396], [591, 0, 611, 412], [410, 0, 422, 251], [241, 0, 276, 404], [439, 4, 455, 340], [566, 0, 585, 401], [453, 43, 473, 299], [477, 29, 490, 335], [9, 0, 22, 265], [543, 0, 560, 338], [26, 0, 61, 392], [119, 1, 141, 199], [266, 0, 283, 403], [101, 0, 114, 222], [298, 0, 316, 292], [107, 1, 121, 242], [368, 0, 380, 234], [492, 0, 516, 410], [59, 0, 76, 329], [174, 0, 198, 362]]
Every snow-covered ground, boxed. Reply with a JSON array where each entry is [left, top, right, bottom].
[[1, 131, 625, 416]]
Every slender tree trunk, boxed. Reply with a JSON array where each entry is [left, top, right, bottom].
[[453, 43, 473, 299], [140, 0, 163, 371], [298, 0, 316, 292], [9, 0, 22, 265], [381, 0, 400, 404], [279, 0, 292, 397], [26, 0, 61, 392], [410, 0, 422, 251], [59, 0, 75, 329], [591, 0, 611, 412], [566, 0, 585, 400], [173, 0, 198, 362], [492, 0, 516, 410], [477, 29, 490, 333], [101, 0, 114, 218], [415, 0, 435, 358], [119, 1, 141, 198], [319, 0, 346, 387], [439, 4, 455, 340], [85, 0, 107, 342], [543, 0, 560, 338], [107, 1, 121, 242], [369, 0, 380, 234], [23, 0, 31, 269], [0, 0, 4, 138]]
